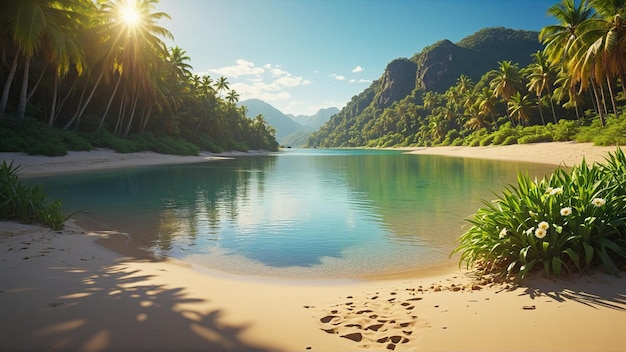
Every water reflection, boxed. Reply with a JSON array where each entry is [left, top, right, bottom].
[[29, 149, 555, 278]]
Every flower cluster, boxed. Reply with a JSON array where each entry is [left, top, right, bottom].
[[455, 149, 626, 281]]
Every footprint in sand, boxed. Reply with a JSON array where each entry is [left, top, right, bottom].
[[314, 289, 422, 349]]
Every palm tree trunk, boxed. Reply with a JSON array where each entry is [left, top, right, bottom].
[[54, 77, 79, 123], [49, 73, 59, 126], [123, 95, 139, 137], [26, 63, 48, 103], [606, 75, 617, 115], [17, 56, 32, 119], [537, 96, 546, 125], [63, 70, 105, 130], [547, 93, 557, 124], [97, 73, 122, 131], [114, 94, 126, 135], [139, 104, 153, 133], [590, 79, 606, 126], [0, 51, 20, 116]]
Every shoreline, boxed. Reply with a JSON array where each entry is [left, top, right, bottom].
[[2, 143, 626, 351]]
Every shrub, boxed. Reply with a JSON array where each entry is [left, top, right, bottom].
[[479, 135, 494, 146], [0, 161, 68, 230], [453, 149, 626, 282], [518, 133, 553, 144]]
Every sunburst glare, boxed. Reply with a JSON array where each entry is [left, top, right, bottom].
[[120, 4, 140, 26]]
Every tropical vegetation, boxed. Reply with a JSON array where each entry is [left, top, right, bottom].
[[0, 161, 67, 230], [454, 149, 626, 281], [0, 0, 278, 156], [308, 0, 626, 149]]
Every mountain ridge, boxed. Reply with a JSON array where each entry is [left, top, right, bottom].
[[308, 27, 544, 147]]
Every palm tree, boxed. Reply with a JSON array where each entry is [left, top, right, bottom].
[[0, 0, 78, 118], [476, 87, 500, 128], [489, 61, 523, 125], [524, 51, 558, 124], [167, 46, 193, 80], [215, 76, 230, 97], [567, 0, 625, 125], [225, 89, 240, 104], [539, 0, 595, 65], [508, 92, 534, 126], [553, 68, 584, 121], [72, 0, 172, 132]]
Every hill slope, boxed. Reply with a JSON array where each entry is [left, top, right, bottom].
[[308, 27, 543, 147]]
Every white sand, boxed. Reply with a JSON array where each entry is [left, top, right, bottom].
[[1, 143, 626, 351]]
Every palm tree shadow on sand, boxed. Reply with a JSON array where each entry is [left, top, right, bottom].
[[3, 259, 272, 351]]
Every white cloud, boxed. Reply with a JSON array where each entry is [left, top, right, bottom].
[[271, 68, 289, 77], [209, 59, 265, 78], [352, 66, 364, 73], [276, 76, 310, 87], [331, 74, 345, 81]]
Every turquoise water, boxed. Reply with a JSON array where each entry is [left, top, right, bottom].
[[29, 149, 554, 279]]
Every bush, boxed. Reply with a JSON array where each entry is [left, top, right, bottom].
[[501, 135, 518, 145], [453, 149, 626, 282], [491, 124, 515, 145], [518, 133, 553, 144], [479, 135, 494, 146], [0, 161, 67, 230]]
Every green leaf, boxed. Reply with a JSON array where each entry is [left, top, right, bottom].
[[583, 243, 594, 266]]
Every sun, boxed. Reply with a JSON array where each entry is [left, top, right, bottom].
[[120, 4, 140, 26]]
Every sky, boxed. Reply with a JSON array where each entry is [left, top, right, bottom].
[[155, 0, 559, 116]]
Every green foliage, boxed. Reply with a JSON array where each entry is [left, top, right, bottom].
[[453, 149, 626, 282], [491, 124, 516, 145], [0, 161, 67, 230], [576, 115, 626, 146]]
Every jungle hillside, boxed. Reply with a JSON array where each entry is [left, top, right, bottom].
[[307, 1, 626, 149]]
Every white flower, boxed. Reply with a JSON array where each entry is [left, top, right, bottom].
[[538, 221, 550, 230], [535, 228, 547, 239], [525, 227, 535, 236], [550, 187, 563, 195], [560, 207, 572, 216], [499, 228, 507, 239], [592, 198, 606, 207], [545, 187, 554, 194]]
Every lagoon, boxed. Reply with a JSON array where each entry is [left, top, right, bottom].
[[30, 149, 554, 279]]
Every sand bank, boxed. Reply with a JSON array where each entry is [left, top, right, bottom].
[[0, 148, 272, 177], [2, 143, 626, 351], [405, 141, 622, 167]]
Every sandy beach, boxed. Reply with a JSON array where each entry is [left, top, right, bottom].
[[2, 143, 626, 351]]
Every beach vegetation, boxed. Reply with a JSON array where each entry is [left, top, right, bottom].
[[0, 0, 278, 156], [0, 161, 67, 230], [453, 148, 626, 281], [307, 0, 626, 150]]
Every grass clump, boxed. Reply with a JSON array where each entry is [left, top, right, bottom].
[[453, 148, 626, 282], [0, 161, 68, 230]]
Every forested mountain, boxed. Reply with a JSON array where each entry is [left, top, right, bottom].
[[239, 99, 307, 139], [240, 99, 337, 146], [290, 107, 340, 130], [308, 27, 545, 147]]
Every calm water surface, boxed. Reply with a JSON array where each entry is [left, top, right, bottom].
[[30, 149, 555, 279]]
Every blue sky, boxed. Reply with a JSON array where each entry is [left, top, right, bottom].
[[156, 0, 558, 116]]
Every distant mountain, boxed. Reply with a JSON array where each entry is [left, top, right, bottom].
[[239, 99, 338, 147], [289, 107, 339, 130], [308, 27, 544, 147], [239, 99, 307, 139]]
